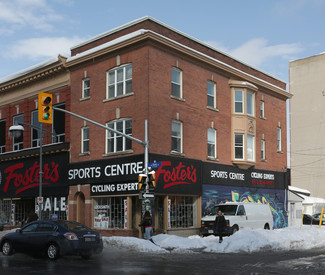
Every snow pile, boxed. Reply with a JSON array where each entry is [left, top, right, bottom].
[[103, 225, 325, 254]]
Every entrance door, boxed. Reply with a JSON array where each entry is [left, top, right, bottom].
[[76, 192, 85, 224]]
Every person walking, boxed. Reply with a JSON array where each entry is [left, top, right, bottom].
[[139, 211, 153, 240], [214, 209, 226, 243]]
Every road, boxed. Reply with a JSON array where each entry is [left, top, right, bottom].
[[1, 244, 325, 274]]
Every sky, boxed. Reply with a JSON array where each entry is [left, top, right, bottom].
[[0, 0, 324, 88]]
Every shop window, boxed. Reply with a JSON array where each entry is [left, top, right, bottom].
[[0, 119, 6, 153], [169, 196, 194, 228], [13, 114, 24, 151], [171, 67, 182, 98], [106, 118, 132, 154], [171, 120, 182, 154], [107, 64, 132, 99], [93, 197, 126, 229], [82, 78, 90, 98], [31, 110, 41, 148]]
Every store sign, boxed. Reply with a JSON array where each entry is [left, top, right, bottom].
[[0, 152, 69, 198], [203, 162, 287, 189], [91, 182, 139, 196], [68, 155, 144, 184]]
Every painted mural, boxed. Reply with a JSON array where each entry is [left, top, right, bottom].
[[202, 184, 288, 228]]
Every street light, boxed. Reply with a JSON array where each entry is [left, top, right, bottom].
[[9, 123, 44, 220]]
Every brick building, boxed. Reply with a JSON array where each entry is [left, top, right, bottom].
[[0, 17, 291, 236]]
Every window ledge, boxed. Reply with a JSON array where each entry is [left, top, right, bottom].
[[232, 160, 255, 170], [103, 92, 134, 103], [261, 159, 267, 162], [277, 151, 284, 154], [79, 152, 90, 156], [170, 151, 185, 157], [260, 116, 267, 120], [102, 149, 134, 157], [207, 106, 219, 112], [80, 96, 90, 102], [207, 156, 219, 162], [170, 95, 185, 102]]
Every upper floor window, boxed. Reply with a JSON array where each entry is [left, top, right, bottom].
[[261, 139, 266, 161], [81, 126, 89, 153], [171, 67, 182, 98], [247, 134, 254, 161], [207, 128, 216, 158], [107, 64, 132, 99], [234, 133, 244, 159], [82, 78, 90, 98], [260, 100, 265, 118], [53, 104, 65, 143], [277, 127, 282, 152], [246, 91, 254, 116], [106, 118, 132, 154], [31, 110, 41, 148], [207, 81, 216, 108], [171, 120, 182, 153], [13, 114, 24, 151], [0, 119, 6, 153], [234, 90, 243, 113]]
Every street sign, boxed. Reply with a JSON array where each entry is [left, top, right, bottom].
[[37, 196, 44, 204], [148, 162, 161, 169], [139, 191, 155, 200]]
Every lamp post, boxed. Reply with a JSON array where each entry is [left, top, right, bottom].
[[9, 123, 45, 220]]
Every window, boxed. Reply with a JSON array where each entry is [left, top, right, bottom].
[[207, 128, 216, 158], [277, 127, 282, 152], [13, 114, 24, 151], [234, 90, 243, 113], [169, 196, 194, 228], [246, 91, 254, 116], [81, 126, 89, 153], [260, 100, 265, 118], [93, 197, 126, 229], [31, 110, 41, 148], [207, 81, 216, 108], [0, 119, 5, 153], [171, 120, 182, 153], [261, 139, 266, 160], [234, 133, 244, 159], [107, 64, 132, 99], [247, 134, 254, 161], [82, 78, 90, 98], [106, 118, 132, 153], [171, 67, 182, 98], [53, 104, 65, 143]]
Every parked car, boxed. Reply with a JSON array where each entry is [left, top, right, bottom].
[[303, 214, 316, 225], [200, 202, 273, 236], [0, 220, 103, 260]]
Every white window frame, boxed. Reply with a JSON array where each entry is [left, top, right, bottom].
[[106, 118, 132, 154], [260, 100, 265, 118], [234, 90, 243, 113], [107, 64, 132, 99], [247, 134, 254, 161], [31, 110, 41, 148], [13, 114, 24, 151], [234, 133, 244, 160], [171, 120, 183, 153], [81, 126, 89, 153], [207, 81, 216, 108], [261, 139, 266, 160], [246, 91, 254, 116], [82, 78, 90, 98], [207, 128, 216, 158], [277, 127, 282, 152], [171, 67, 182, 98]]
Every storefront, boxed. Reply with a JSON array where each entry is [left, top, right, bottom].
[[202, 162, 289, 228], [0, 152, 69, 226], [68, 154, 202, 237]]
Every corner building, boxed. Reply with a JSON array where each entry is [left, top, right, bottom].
[[66, 17, 290, 236]]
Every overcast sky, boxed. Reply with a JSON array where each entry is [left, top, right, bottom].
[[0, 0, 324, 88]]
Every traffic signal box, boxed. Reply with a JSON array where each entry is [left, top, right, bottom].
[[138, 170, 156, 191], [38, 92, 53, 123]]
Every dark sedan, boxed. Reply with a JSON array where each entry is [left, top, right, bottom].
[[0, 220, 103, 260]]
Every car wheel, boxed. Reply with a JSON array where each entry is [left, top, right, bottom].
[[264, 223, 270, 230], [47, 243, 59, 260], [2, 240, 13, 256], [232, 225, 239, 234]]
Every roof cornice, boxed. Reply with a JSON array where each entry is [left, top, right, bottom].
[[66, 30, 291, 100]]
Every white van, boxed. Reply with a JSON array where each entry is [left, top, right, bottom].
[[200, 202, 273, 236]]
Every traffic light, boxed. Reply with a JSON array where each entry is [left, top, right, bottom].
[[38, 92, 52, 123], [148, 170, 156, 189], [138, 173, 147, 191]]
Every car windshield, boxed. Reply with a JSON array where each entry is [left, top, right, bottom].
[[57, 221, 91, 231], [210, 205, 238, 216]]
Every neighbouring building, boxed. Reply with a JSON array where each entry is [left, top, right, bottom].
[[0, 17, 291, 236], [290, 52, 325, 216]]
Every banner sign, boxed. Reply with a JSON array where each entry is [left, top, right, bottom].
[[0, 152, 69, 198]]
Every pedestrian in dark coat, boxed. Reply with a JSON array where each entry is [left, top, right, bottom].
[[214, 210, 226, 243], [139, 211, 153, 240]]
